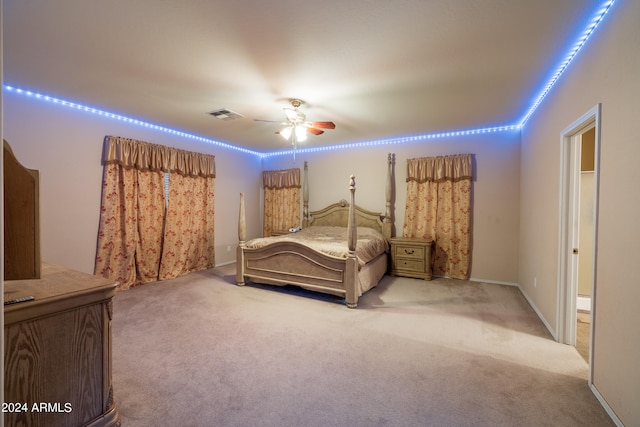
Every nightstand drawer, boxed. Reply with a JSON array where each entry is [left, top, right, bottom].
[[394, 245, 425, 260], [395, 258, 425, 272]]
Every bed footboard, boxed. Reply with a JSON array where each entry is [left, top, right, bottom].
[[236, 170, 376, 309], [240, 242, 359, 306]]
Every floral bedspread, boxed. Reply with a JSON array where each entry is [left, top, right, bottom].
[[244, 226, 388, 267]]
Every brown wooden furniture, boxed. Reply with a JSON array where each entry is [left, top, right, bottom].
[[4, 263, 120, 427], [3, 139, 40, 280], [237, 155, 394, 308], [389, 237, 433, 280]]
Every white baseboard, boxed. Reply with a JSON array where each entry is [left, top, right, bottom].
[[517, 290, 621, 425], [469, 277, 519, 287], [590, 383, 623, 426], [517, 285, 558, 341], [215, 260, 236, 267]]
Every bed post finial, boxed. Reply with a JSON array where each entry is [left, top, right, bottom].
[[383, 153, 393, 240], [237, 192, 247, 286], [303, 161, 309, 228], [347, 175, 356, 254], [238, 192, 246, 243], [346, 174, 358, 308]]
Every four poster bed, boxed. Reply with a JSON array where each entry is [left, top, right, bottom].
[[236, 154, 393, 308]]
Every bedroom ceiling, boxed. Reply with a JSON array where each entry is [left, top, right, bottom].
[[3, 0, 608, 153]]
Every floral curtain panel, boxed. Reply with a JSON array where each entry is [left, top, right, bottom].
[[402, 154, 473, 279], [94, 163, 166, 289], [263, 168, 301, 236], [95, 136, 215, 290], [159, 172, 215, 280]]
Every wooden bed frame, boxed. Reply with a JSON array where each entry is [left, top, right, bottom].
[[236, 154, 393, 308]]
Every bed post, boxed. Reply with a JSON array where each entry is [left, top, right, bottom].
[[236, 192, 246, 286], [302, 161, 309, 228], [383, 153, 393, 241], [345, 175, 359, 308]]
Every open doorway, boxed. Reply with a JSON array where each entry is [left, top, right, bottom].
[[558, 105, 600, 380], [575, 127, 596, 363]]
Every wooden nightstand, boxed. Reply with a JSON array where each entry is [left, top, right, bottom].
[[389, 237, 433, 280]]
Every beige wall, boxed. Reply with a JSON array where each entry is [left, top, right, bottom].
[[3, 90, 262, 274], [263, 130, 521, 284], [519, 1, 640, 424]]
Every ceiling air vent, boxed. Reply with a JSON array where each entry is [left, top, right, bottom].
[[206, 108, 244, 121]]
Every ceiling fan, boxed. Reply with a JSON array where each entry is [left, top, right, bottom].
[[254, 99, 336, 149]]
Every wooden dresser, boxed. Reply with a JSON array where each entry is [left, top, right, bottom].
[[389, 237, 433, 280], [4, 263, 120, 427]]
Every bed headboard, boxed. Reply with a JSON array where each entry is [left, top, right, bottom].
[[308, 200, 389, 240], [297, 154, 394, 240]]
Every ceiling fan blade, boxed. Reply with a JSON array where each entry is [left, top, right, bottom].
[[254, 119, 286, 124], [308, 121, 336, 130], [307, 128, 324, 136]]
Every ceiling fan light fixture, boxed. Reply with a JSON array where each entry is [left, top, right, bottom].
[[280, 127, 292, 140], [284, 108, 298, 121], [295, 125, 308, 142], [254, 97, 334, 155]]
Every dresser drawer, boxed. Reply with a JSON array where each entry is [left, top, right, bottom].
[[394, 244, 426, 260]]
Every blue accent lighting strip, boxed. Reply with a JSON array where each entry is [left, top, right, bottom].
[[3, 0, 616, 157], [262, 125, 522, 158], [2, 85, 264, 157], [519, 0, 615, 126]]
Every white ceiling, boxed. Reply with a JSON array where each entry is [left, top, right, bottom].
[[3, 0, 605, 153]]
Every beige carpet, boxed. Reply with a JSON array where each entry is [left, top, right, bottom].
[[112, 264, 614, 426]]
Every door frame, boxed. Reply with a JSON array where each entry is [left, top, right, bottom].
[[557, 104, 601, 380]]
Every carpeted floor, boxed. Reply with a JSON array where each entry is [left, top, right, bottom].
[[111, 264, 614, 426]]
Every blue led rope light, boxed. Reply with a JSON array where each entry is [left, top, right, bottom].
[[3, 83, 521, 157], [519, 0, 615, 126], [3, 0, 616, 158], [2, 85, 263, 157], [262, 125, 522, 158]]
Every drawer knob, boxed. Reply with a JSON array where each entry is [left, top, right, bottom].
[[404, 249, 415, 255]]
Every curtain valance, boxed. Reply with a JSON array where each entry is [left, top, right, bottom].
[[263, 168, 301, 189], [102, 136, 216, 178], [406, 154, 472, 183]]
